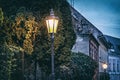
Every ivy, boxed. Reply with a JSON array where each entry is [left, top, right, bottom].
[[70, 53, 98, 80], [56, 52, 98, 80], [0, 44, 17, 80], [12, 7, 39, 54], [0, 8, 4, 25]]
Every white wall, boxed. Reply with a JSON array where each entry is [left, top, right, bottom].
[[109, 55, 120, 73], [99, 44, 108, 72], [72, 36, 89, 56], [109, 55, 120, 80]]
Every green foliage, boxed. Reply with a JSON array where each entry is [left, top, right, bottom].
[[0, 0, 99, 80], [0, 44, 17, 80], [56, 53, 98, 80], [0, 7, 38, 54], [29, 0, 76, 76], [0, 0, 76, 79], [0, 7, 38, 80], [70, 53, 98, 80], [13, 8, 39, 54], [0, 8, 4, 25], [0, 8, 4, 43]]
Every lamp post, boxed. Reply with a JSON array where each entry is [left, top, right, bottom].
[[102, 63, 108, 80], [102, 63, 108, 72], [46, 9, 59, 80]]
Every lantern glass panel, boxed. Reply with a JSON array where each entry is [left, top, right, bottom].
[[46, 19, 58, 33]]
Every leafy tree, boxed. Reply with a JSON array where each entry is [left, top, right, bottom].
[[9, 7, 39, 80], [71, 53, 98, 80], [0, 8, 4, 25], [0, 0, 76, 79], [0, 0, 99, 79], [0, 43, 20, 80], [0, 8, 4, 43], [25, 0, 76, 78], [12, 7, 39, 54], [0, 6, 39, 79], [56, 53, 98, 80]]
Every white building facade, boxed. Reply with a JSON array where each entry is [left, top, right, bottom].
[[105, 35, 120, 80], [70, 6, 109, 80], [109, 55, 120, 80], [98, 36, 109, 73]]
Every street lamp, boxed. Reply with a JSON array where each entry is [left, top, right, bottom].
[[46, 9, 59, 80], [102, 63, 108, 72], [102, 63, 108, 80]]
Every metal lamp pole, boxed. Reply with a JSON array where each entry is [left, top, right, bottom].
[[46, 9, 59, 80], [51, 33, 55, 80], [102, 63, 108, 80]]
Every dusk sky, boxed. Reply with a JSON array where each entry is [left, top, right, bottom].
[[68, 0, 120, 38]]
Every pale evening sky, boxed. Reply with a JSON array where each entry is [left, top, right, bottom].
[[68, 0, 120, 38]]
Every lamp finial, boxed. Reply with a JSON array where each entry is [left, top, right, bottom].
[[50, 9, 54, 16]]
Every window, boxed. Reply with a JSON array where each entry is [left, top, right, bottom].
[[117, 60, 120, 72], [109, 63, 111, 72], [117, 45, 120, 51], [110, 45, 115, 52], [113, 63, 115, 72], [89, 40, 98, 60], [113, 59, 115, 72]]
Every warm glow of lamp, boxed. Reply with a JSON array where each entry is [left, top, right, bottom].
[[46, 9, 59, 33], [102, 63, 108, 69]]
